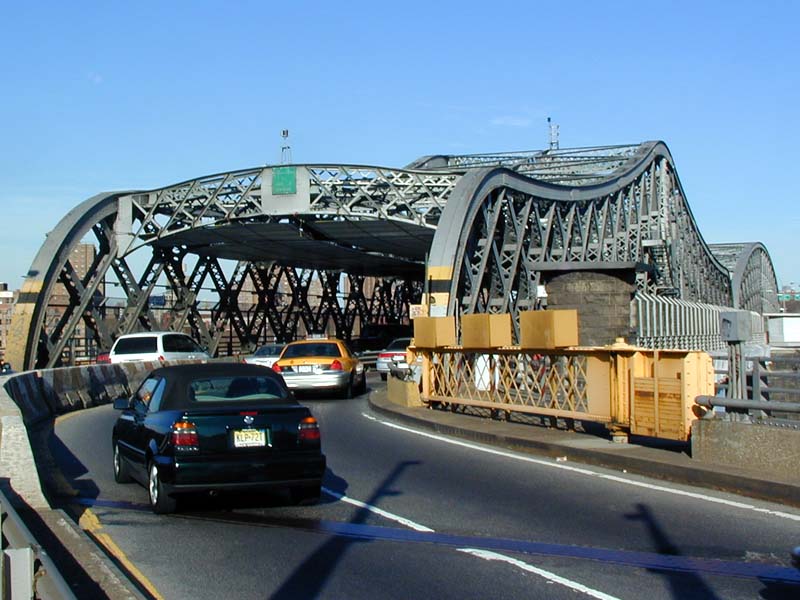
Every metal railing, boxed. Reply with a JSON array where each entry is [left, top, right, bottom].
[[711, 354, 800, 420], [0, 489, 76, 599], [420, 349, 602, 422], [696, 395, 800, 414]]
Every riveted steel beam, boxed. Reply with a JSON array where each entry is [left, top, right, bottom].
[[9, 143, 780, 369]]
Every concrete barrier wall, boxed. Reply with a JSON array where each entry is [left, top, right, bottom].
[[691, 418, 800, 483], [2, 359, 224, 427]]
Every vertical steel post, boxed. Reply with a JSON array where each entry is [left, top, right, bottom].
[[4, 547, 35, 599]]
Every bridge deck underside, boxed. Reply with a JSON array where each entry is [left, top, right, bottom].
[[155, 219, 431, 278]]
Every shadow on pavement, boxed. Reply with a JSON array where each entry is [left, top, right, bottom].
[[0, 477, 111, 599], [268, 460, 422, 600]]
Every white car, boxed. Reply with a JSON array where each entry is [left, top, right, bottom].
[[108, 332, 210, 364], [375, 337, 412, 381], [243, 343, 285, 368]]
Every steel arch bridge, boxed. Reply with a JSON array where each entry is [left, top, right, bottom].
[[7, 141, 780, 370]]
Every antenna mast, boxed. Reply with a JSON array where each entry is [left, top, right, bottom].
[[280, 129, 292, 164], [547, 117, 559, 151]]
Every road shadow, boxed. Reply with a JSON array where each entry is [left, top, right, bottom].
[[28, 419, 101, 505], [627, 502, 800, 599], [626, 502, 721, 599], [0, 477, 111, 598], [175, 466, 348, 512], [268, 460, 422, 600], [433, 403, 692, 455]]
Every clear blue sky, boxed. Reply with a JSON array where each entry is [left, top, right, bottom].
[[1, 1, 798, 289]]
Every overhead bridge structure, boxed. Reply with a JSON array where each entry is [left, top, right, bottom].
[[8, 141, 779, 370]]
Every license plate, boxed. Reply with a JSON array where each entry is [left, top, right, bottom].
[[297, 365, 314, 373], [233, 429, 267, 448]]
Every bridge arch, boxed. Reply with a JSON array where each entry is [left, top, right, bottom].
[[709, 242, 780, 314], [425, 141, 746, 343], [8, 142, 780, 370]]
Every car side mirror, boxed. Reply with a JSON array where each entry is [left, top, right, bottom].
[[113, 397, 130, 410]]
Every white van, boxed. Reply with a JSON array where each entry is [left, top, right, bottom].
[[108, 332, 210, 364]]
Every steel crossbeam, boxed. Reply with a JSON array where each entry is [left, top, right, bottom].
[[6, 142, 781, 370]]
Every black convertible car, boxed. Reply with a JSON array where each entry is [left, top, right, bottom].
[[112, 362, 326, 514]]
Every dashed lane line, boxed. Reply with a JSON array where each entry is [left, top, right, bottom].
[[320, 488, 623, 598]]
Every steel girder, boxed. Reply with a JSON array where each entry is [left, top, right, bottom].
[[121, 165, 461, 257], [8, 162, 450, 369], [8, 142, 780, 369], [426, 142, 739, 341], [709, 243, 780, 314]]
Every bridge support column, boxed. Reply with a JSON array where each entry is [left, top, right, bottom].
[[544, 270, 636, 347]]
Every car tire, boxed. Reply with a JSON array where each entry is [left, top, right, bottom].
[[290, 484, 321, 506], [380, 373, 387, 381], [113, 442, 132, 484], [341, 375, 354, 399], [357, 372, 367, 395], [148, 462, 177, 514]]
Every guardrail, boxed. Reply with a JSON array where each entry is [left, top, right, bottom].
[[695, 395, 800, 414], [0, 489, 76, 599], [413, 344, 714, 442], [711, 354, 800, 419]]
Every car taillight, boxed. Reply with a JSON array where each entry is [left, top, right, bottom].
[[172, 420, 199, 448], [96, 352, 111, 364], [330, 359, 343, 371], [298, 416, 320, 442], [378, 353, 392, 359], [272, 363, 282, 373]]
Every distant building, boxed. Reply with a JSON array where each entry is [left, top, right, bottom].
[[778, 284, 800, 313], [0, 282, 15, 362]]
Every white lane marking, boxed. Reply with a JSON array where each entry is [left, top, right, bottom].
[[459, 549, 622, 600], [323, 460, 617, 598], [361, 412, 800, 522], [321, 487, 434, 532]]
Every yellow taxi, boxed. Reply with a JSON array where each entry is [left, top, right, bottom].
[[272, 336, 366, 398]]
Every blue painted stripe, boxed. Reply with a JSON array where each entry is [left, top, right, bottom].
[[74, 497, 800, 585]]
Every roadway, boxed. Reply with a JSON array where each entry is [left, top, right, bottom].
[[49, 374, 800, 599]]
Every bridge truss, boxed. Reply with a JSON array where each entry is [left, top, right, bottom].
[[8, 142, 780, 370]]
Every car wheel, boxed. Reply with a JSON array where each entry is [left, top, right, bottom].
[[113, 442, 132, 483], [290, 484, 321, 506], [380, 373, 387, 381], [357, 372, 367, 395], [148, 462, 177, 514], [341, 374, 354, 399]]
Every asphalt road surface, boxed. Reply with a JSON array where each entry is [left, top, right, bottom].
[[49, 375, 800, 599]]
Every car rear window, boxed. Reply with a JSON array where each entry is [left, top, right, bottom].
[[189, 376, 287, 402], [163, 334, 202, 353], [254, 345, 284, 357], [114, 337, 158, 354], [283, 343, 341, 358], [386, 338, 411, 351]]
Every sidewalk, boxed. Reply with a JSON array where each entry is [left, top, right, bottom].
[[368, 388, 800, 509]]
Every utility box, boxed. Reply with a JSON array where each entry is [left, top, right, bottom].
[[461, 313, 512, 348], [413, 316, 456, 348], [519, 309, 579, 349], [720, 311, 752, 343]]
